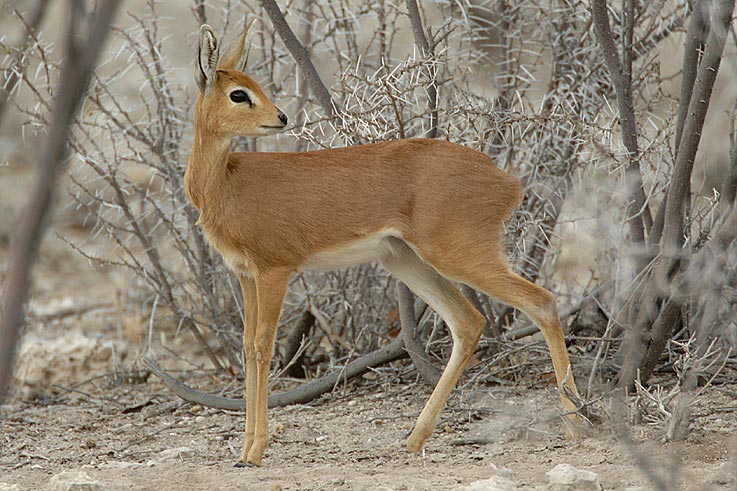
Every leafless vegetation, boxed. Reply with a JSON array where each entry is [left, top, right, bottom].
[[4, 0, 737, 468], [0, 0, 119, 402]]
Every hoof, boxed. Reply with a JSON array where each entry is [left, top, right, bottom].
[[564, 424, 583, 441], [563, 413, 584, 440], [234, 461, 257, 468], [406, 434, 424, 453], [406, 424, 430, 453], [406, 441, 422, 453]]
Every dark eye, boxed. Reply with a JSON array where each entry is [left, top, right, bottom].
[[230, 89, 251, 105]]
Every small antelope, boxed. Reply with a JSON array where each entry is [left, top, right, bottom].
[[186, 22, 581, 467]]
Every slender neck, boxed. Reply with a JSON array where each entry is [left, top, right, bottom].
[[185, 98, 231, 212]]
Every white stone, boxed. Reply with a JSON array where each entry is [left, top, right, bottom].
[[547, 464, 602, 491], [0, 484, 20, 491], [156, 447, 194, 462], [488, 463, 514, 480], [711, 461, 736, 485], [47, 471, 109, 491], [467, 476, 518, 491]]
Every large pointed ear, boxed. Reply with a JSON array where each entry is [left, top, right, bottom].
[[217, 19, 256, 72], [195, 24, 219, 93]]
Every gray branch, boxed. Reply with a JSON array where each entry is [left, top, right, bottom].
[[259, 0, 339, 116], [0, 1, 50, 125], [592, 0, 650, 250], [143, 336, 406, 410], [620, 0, 736, 389], [405, 0, 437, 138], [0, 0, 120, 401], [397, 282, 442, 386], [661, 0, 734, 257]]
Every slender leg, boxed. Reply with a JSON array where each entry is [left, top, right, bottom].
[[380, 238, 485, 452], [476, 270, 582, 422], [244, 268, 290, 466], [237, 274, 258, 465], [466, 269, 580, 419], [414, 243, 581, 431]]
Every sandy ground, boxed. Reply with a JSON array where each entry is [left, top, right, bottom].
[[2, 372, 737, 490]]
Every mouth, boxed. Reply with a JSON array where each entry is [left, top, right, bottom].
[[258, 124, 287, 136]]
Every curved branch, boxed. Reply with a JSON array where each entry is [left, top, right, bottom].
[[724, 97, 737, 208], [397, 282, 442, 386], [143, 336, 406, 410], [651, 2, 710, 247]]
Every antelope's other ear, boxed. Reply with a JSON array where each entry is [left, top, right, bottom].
[[195, 24, 219, 93], [217, 19, 256, 72]]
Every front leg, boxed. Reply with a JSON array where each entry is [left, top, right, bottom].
[[237, 274, 259, 466], [244, 268, 290, 467]]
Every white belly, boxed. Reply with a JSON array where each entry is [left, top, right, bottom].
[[298, 229, 400, 271]]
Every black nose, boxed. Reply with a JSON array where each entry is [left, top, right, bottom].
[[278, 110, 288, 126]]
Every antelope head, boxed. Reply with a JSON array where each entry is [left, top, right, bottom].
[[194, 22, 288, 137]]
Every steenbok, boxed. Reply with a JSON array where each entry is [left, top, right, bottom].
[[185, 22, 581, 467]]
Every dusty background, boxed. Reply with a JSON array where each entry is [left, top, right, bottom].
[[2, 1, 737, 490]]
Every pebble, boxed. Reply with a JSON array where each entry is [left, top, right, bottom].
[[546, 464, 602, 491], [47, 471, 109, 491]]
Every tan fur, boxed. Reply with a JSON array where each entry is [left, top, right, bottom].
[[187, 24, 581, 467]]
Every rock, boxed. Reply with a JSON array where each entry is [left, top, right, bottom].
[[47, 471, 109, 491], [0, 484, 20, 491], [467, 476, 518, 491], [156, 447, 194, 462], [14, 331, 127, 399], [711, 461, 736, 485], [547, 464, 602, 491], [488, 463, 514, 481]]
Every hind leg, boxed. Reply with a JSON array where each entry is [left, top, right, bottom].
[[412, 245, 581, 431], [482, 269, 581, 422], [380, 238, 485, 452]]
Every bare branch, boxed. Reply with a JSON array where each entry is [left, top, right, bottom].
[[397, 282, 441, 386], [724, 95, 737, 208], [622, 0, 737, 388], [404, 0, 437, 138], [143, 336, 406, 409], [192, 0, 206, 25], [0, 0, 120, 401], [0, 0, 49, 125], [662, 0, 734, 257], [259, 0, 339, 116], [650, 2, 710, 246], [592, 0, 651, 247], [675, 2, 709, 155]]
